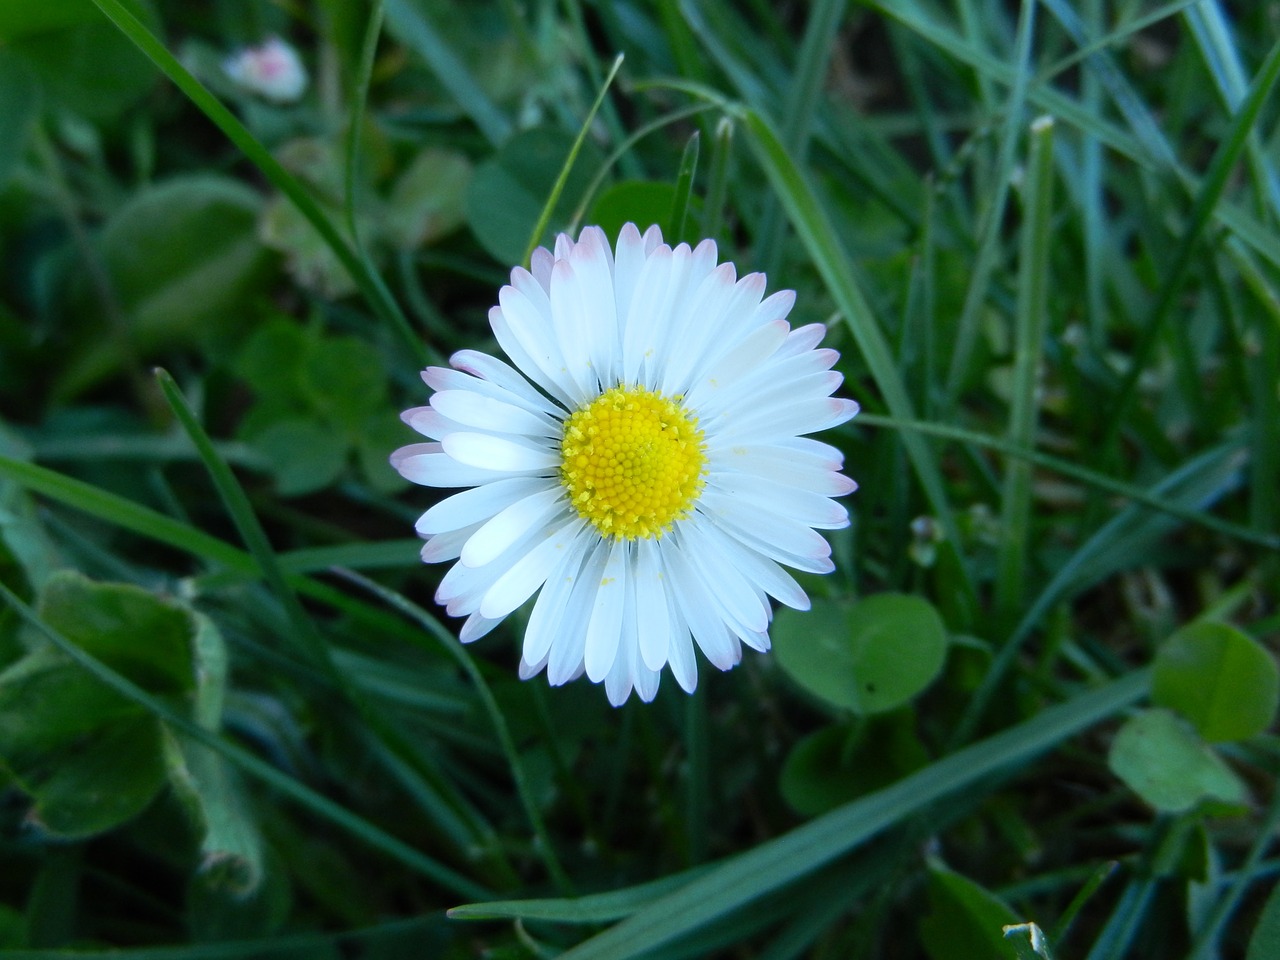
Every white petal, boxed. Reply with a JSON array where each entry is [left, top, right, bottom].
[[479, 517, 589, 620], [401, 406, 448, 439], [584, 539, 628, 682], [604, 565, 641, 705], [548, 539, 608, 685], [663, 540, 741, 671], [523, 530, 595, 666], [714, 396, 859, 444], [450, 349, 563, 416], [621, 244, 674, 386], [680, 523, 770, 636], [641, 243, 693, 387], [707, 473, 849, 529], [459, 613, 503, 643], [424, 364, 552, 420], [668, 617, 698, 693], [694, 348, 841, 421], [421, 523, 481, 563], [634, 537, 671, 672], [699, 490, 835, 574], [392, 442, 511, 488], [612, 222, 646, 327], [461, 488, 567, 568], [417, 476, 552, 535], [696, 519, 810, 611], [570, 229, 621, 387], [494, 287, 578, 405], [441, 433, 559, 472], [707, 444, 856, 497], [519, 648, 550, 680], [774, 322, 827, 359], [530, 247, 554, 291], [431, 390, 558, 438], [682, 319, 789, 412], [550, 260, 596, 397], [659, 270, 763, 396]]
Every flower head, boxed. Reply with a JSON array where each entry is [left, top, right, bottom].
[[223, 37, 308, 103], [392, 224, 858, 705]]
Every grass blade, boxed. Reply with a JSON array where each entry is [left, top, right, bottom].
[[666, 130, 700, 244], [382, 0, 511, 146], [942, 0, 1040, 405], [994, 115, 1055, 625], [545, 670, 1150, 960], [742, 108, 976, 613], [522, 53, 625, 266], [155, 370, 333, 675], [334, 569, 573, 894], [1101, 34, 1280, 446]]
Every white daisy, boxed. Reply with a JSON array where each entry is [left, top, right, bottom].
[[391, 223, 858, 705]]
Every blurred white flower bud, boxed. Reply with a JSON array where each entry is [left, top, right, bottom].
[[224, 37, 307, 103]]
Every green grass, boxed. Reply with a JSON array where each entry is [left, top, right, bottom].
[[0, 1, 1276, 958]]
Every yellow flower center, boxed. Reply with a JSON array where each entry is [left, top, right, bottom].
[[560, 385, 707, 540]]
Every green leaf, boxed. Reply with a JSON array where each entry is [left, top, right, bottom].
[[588, 180, 681, 242], [2, 0, 158, 120], [0, 59, 39, 187], [235, 318, 310, 402], [1248, 880, 1280, 960], [247, 418, 350, 497], [260, 192, 360, 299], [57, 175, 274, 399], [779, 712, 929, 816], [1152, 621, 1280, 742], [0, 0, 103, 40], [0, 655, 165, 837], [383, 148, 472, 249], [465, 126, 602, 265], [0, 572, 201, 837], [918, 863, 1020, 960], [1107, 708, 1247, 812], [773, 594, 949, 714], [38, 570, 195, 694], [355, 411, 411, 494], [164, 614, 265, 897], [302, 335, 387, 429], [481, 672, 1148, 959]]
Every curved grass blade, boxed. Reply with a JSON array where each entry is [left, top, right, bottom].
[[542, 669, 1149, 960], [155, 370, 333, 675], [86, 0, 431, 367], [345, 0, 386, 254], [382, 0, 511, 146], [522, 53, 625, 266], [851, 415, 1276, 550], [334, 568, 573, 894], [1101, 35, 1280, 446]]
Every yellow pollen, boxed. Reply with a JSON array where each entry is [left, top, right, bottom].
[[559, 385, 707, 540]]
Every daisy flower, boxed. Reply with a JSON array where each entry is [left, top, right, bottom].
[[392, 223, 858, 705]]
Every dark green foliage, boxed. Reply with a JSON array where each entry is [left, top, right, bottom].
[[0, 0, 1276, 957]]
